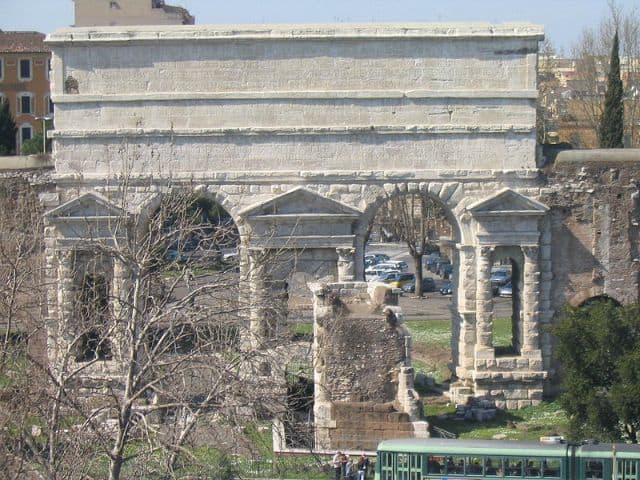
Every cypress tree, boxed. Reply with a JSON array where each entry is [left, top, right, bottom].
[[599, 30, 624, 148], [0, 99, 16, 155]]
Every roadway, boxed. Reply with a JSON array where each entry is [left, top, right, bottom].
[[367, 242, 512, 320]]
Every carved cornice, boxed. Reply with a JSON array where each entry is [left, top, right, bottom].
[[46, 23, 544, 45], [51, 124, 535, 138], [53, 89, 538, 103]]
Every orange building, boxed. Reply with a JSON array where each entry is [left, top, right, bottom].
[[0, 31, 52, 154]]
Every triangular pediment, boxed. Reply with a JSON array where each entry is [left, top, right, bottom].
[[45, 192, 125, 220], [240, 187, 361, 218], [468, 188, 549, 217]]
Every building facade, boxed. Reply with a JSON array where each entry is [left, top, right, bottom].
[[74, 0, 195, 26], [0, 31, 52, 154]]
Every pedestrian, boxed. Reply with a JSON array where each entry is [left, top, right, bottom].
[[184, 267, 194, 289], [344, 455, 354, 480], [357, 453, 370, 480], [332, 451, 342, 480]]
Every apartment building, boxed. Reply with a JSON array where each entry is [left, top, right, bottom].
[[74, 0, 195, 26], [0, 31, 52, 154]]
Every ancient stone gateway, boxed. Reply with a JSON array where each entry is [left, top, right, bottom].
[[44, 23, 549, 448]]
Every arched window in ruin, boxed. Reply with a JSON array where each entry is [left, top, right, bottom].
[[491, 247, 523, 357], [75, 271, 112, 362]]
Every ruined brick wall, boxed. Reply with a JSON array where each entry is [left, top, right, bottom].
[[312, 282, 428, 450], [329, 402, 414, 451], [544, 151, 640, 308], [320, 312, 405, 403]]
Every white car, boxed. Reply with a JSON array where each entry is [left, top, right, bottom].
[[375, 261, 409, 272], [365, 267, 401, 282]]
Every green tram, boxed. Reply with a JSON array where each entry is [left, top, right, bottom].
[[374, 438, 640, 479]]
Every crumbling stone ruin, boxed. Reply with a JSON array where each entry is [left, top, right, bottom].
[[311, 282, 427, 450], [32, 21, 640, 451]]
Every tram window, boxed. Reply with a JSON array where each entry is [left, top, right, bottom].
[[485, 456, 503, 476], [618, 459, 638, 480], [427, 456, 444, 474], [585, 460, 604, 479], [397, 453, 409, 480], [504, 458, 523, 477], [409, 454, 422, 480], [525, 459, 541, 477], [381, 452, 394, 480], [542, 458, 561, 478], [466, 456, 483, 476], [446, 456, 465, 475]]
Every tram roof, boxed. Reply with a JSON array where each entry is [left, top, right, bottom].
[[577, 443, 640, 458], [376, 438, 570, 457]]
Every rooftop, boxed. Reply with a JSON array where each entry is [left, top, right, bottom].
[[0, 31, 50, 54]]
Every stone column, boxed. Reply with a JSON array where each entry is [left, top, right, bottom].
[[110, 258, 130, 363], [475, 246, 494, 350], [56, 249, 76, 367], [248, 248, 267, 349], [453, 245, 476, 378], [522, 245, 540, 352], [336, 247, 355, 281]]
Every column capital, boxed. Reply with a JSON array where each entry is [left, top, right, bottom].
[[477, 245, 495, 257], [335, 246, 355, 260], [336, 246, 355, 281], [522, 245, 539, 260]]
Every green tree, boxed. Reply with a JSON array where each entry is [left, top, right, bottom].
[[553, 299, 640, 442], [0, 100, 16, 155], [599, 30, 624, 148], [21, 133, 44, 155]]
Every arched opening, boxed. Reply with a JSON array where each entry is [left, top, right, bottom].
[[490, 248, 523, 356], [284, 360, 314, 448], [73, 253, 112, 362], [157, 195, 240, 272], [361, 186, 461, 397], [141, 192, 242, 354], [578, 294, 621, 308]]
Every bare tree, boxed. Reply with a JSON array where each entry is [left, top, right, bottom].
[[374, 189, 448, 297], [0, 177, 295, 479], [0, 178, 49, 479], [537, 39, 561, 144], [569, 0, 640, 147]]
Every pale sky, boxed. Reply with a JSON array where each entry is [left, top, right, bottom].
[[1, 0, 639, 54]]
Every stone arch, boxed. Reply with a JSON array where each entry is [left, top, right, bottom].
[[355, 181, 465, 282], [576, 294, 622, 308], [135, 187, 248, 243], [567, 288, 623, 308], [357, 181, 464, 244]]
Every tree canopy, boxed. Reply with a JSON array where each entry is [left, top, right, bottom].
[[553, 298, 640, 442], [0, 100, 16, 155], [599, 30, 625, 148]]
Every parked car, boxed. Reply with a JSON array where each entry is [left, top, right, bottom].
[[438, 262, 453, 278], [490, 269, 510, 286], [373, 262, 405, 272], [384, 272, 415, 289], [401, 276, 436, 293], [431, 257, 450, 274], [490, 269, 511, 295], [498, 282, 513, 297], [385, 260, 409, 272], [364, 253, 390, 267], [439, 281, 453, 295], [366, 268, 401, 282]]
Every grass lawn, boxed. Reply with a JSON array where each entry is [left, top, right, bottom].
[[406, 317, 569, 440], [289, 316, 569, 443]]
